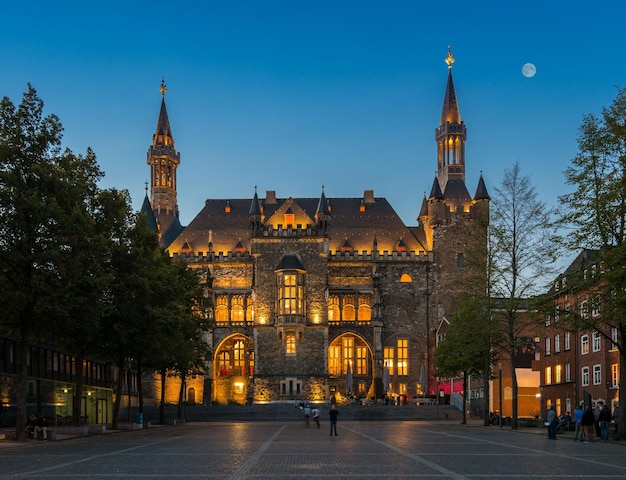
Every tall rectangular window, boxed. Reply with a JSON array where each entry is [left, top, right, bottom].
[[564, 331, 571, 350], [582, 366, 589, 387], [565, 363, 571, 382], [592, 331, 601, 352], [611, 364, 620, 387], [610, 327, 619, 350], [356, 346, 368, 375], [554, 334, 560, 353], [384, 347, 394, 376], [545, 337, 551, 355], [545, 366, 552, 384], [342, 337, 354, 374], [329, 346, 340, 376], [397, 339, 408, 376], [555, 364, 562, 383], [278, 272, 304, 316], [581, 335, 589, 355], [286, 332, 296, 355], [593, 364, 601, 385]]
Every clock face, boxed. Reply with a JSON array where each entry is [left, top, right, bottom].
[[522, 63, 537, 78]]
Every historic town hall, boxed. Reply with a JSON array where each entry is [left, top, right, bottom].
[[142, 50, 490, 405]]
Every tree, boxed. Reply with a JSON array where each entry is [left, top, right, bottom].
[[0, 85, 106, 440], [558, 86, 626, 440], [490, 161, 559, 429], [434, 293, 495, 424]]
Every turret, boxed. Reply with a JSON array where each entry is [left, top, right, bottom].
[[315, 186, 331, 234], [249, 186, 263, 235]]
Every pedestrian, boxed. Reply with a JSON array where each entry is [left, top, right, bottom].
[[594, 402, 602, 438], [545, 406, 558, 439], [582, 405, 595, 443], [303, 401, 311, 427], [312, 407, 320, 428], [599, 402, 611, 441], [329, 404, 339, 436], [573, 404, 585, 441]]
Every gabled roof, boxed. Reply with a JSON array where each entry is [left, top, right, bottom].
[[139, 194, 159, 232], [167, 193, 427, 256]]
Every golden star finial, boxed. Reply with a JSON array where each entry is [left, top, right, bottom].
[[445, 46, 455, 69], [160, 77, 167, 97]]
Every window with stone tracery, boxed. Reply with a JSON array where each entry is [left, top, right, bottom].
[[215, 295, 229, 323]]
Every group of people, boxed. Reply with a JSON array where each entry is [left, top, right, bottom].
[[299, 401, 339, 435], [26, 414, 47, 441], [567, 401, 617, 443]]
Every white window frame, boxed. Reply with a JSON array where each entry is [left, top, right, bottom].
[[593, 364, 601, 385], [581, 366, 589, 387], [565, 363, 571, 382], [564, 331, 571, 350], [611, 364, 619, 388], [545, 337, 551, 355], [554, 334, 560, 353], [610, 327, 619, 350], [581, 334, 589, 355], [592, 331, 601, 352]]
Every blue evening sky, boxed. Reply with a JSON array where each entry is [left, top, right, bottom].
[[2, 1, 624, 238]]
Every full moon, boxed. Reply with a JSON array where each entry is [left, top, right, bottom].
[[522, 63, 536, 78]]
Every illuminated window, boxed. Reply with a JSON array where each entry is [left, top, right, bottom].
[[342, 337, 354, 374], [231, 295, 244, 322], [342, 295, 355, 321], [545, 366, 552, 384], [384, 347, 394, 376], [286, 331, 296, 355], [357, 295, 371, 321], [400, 273, 412, 283], [397, 339, 408, 376], [246, 300, 254, 323], [234, 340, 245, 375], [593, 364, 601, 385], [329, 346, 341, 376], [328, 295, 340, 321], [611, 363, 620, 387], [581, 335, 589, 355], [278, 272, 304, 316], [399, 383, 407, 395], [249, 351, 254, 377], [215, 295, 229, 323], [581, 366, 589, 387], [218, 352, 230, 376], [284, 213, 294, 227], [555, 364, 562, 383], [356, 346, 368, 375]]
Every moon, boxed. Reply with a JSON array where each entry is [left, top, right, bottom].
[[522, 63, 536, 78]]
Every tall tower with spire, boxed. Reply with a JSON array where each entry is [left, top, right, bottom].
[[436, 47, 467, 194], [147, 78, 182, 246]]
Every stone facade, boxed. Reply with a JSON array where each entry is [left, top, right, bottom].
[[143, 50, 490, 405]]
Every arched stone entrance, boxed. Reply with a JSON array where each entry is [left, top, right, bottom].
[[328, 333, 374, 402], [213, 334, 254, 405]]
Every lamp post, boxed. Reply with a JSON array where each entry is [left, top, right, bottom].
[[499, 363, 503, 428]]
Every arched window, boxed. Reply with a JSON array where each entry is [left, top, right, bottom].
[[215, 295, 229, 323], [400, 273, 412, 283], [286, 331, 296, 355], [231, 295, 244, 322], [328, 295, 340, 321], [357, 295, 371, 321], [342, 295, 355, 321]]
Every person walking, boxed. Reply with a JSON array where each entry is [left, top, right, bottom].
[[312, 407, 320, 428], [573, 404, 585, 441], [545, 406, 558, 439], [599, 402, 611, 441], [582, 405, 596, 443], [329, 404, 339, 436]]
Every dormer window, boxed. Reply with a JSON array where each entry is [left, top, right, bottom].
[[284, 213, 294, 227]]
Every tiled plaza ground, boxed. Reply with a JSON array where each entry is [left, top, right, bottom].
[[0, 420, 624, 479]]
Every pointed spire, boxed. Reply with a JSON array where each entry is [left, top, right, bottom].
[[441, 47, 461, 125], [418, 193, 429, 219], [249, 185, 262, 215], [474, 172, 491, 201], [315, 185, 331, 216], [153, 77, 175, 148], [429, 176, 444, 200]]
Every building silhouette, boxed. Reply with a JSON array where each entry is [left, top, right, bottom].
[[141, 49, 490, 405]]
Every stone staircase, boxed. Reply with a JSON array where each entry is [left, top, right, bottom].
[[121, 403, 462, 425]]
